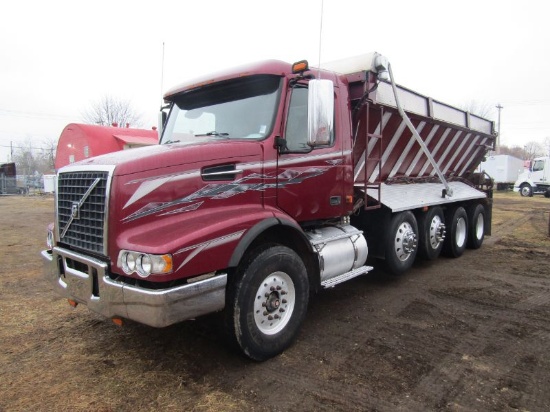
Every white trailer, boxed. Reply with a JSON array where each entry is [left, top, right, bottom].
[[479, 155, 524, 190]]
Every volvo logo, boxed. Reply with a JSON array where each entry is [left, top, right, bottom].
[[71, 202, 80, 220]]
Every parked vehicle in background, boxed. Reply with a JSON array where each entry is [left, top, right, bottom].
[[42, 53, 496, 360], [0, 163, 27, 195], [478, 154, 524, 190], [514, 156, 550, 197]]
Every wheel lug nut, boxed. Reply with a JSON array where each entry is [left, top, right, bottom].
[[282, 299, 287, 304], [262, 302, 266, 307], [279, 308, 285, 313], [276, 286, 281, 290], [263, 311, 268, 316], [270, 286, 275, 291], [274, 314, 280, 319], [268, 315, 273, 320]]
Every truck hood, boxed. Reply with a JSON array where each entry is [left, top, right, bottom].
[[63, 139, 262, 176]]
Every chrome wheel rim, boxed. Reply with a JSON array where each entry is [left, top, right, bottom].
[[394, 222, 417, 262], [429, 215, 445, 249], [254, 272, 295, 335], [475, 213, 484, 240], [456, 217, 467, 247]]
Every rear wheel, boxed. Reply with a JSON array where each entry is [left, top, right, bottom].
[[467, 203, 486, 249], [385, 211, 418, 275], [225, 245, 309, 361], [443, 206, 468, 258], [417, 206, 446, 260], [520, 183, 533, 197]]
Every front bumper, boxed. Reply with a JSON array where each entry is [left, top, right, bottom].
[[41, 247, 227, 328]]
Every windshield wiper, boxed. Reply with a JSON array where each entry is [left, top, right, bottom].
[[163, 139, 180, 144], [196, 131, 230, 137]]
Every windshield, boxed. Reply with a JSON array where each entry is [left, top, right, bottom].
[[161, 75, 282, 144]]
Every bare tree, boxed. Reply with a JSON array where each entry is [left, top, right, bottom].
[[41, 136, 57, 171], [498, 145, 525, 159], [543, 136, 550, 157], [523, 141, 545, 162], [460, 100, 495, 119], [12, 138, 54, 177], [82, 95, 143, 128]]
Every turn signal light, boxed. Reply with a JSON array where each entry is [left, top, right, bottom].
[[112, 317, 124, 327], [68, 299, 78, 308]]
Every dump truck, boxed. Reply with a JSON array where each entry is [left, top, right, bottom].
[[42, 53, 496, 360]]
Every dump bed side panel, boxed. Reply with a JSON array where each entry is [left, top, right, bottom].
[[351, 75, 496, 186]]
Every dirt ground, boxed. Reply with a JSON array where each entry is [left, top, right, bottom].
[[1, 192, 549, 411]]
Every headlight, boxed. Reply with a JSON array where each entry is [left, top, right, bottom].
[[118, 250, 173, 278]]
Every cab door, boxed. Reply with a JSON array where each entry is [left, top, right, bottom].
[[276, 84, 344, 222], [531, 158, 547, 184]]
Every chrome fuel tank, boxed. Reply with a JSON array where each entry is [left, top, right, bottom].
[[306, 225, 368, 282]]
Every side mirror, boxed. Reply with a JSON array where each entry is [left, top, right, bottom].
[[307, 79, 334, 147]]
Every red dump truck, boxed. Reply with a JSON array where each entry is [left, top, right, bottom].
[[42, 53, 496, 360]]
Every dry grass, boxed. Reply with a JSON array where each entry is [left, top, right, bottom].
[[1, 192, 549, 411]]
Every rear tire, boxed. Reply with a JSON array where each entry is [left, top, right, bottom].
[[467, 203, 485, 249], [417, 206, 445, 260], [443, 206, 468, 258], [225, 245, 309, 361], [385, 211, 418, 275]]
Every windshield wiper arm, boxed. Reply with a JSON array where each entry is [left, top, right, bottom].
[[196, 131, 229, 137]]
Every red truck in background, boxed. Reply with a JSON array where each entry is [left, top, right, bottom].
[[42, 53, 496, 360]]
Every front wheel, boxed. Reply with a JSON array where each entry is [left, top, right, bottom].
[[443, 206, 468, 258], [520, 183, 533, 197], [225, 245, 309, 361], [385, 211, 419, 275]]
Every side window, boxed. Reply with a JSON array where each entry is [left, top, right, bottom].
[[532, 160, 544, 172], [284, 87, 309, 152]]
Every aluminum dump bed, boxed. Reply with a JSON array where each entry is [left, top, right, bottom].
[[326, 53, 496, 209], [351, 80, 496, 185]]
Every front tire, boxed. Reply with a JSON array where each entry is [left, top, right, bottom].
[[443, 206, 468, 258], [520, 183, 533, 197], [385, 211, 418, 275], [225, 245, 309, 361]]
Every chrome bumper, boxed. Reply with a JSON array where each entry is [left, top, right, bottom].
[[41, 247, 227, 328]]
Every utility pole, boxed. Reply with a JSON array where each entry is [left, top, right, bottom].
[[496, 103, 503, 154]]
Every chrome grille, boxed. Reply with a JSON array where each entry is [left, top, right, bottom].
[[57, 171, 109, 255]]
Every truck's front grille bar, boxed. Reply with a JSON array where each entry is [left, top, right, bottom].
[[57, 171, 109, 255]]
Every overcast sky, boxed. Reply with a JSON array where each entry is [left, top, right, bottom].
[[1, 0, 549, 163]]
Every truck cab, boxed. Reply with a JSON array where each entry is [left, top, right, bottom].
[[514, 156, 550, 197]]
